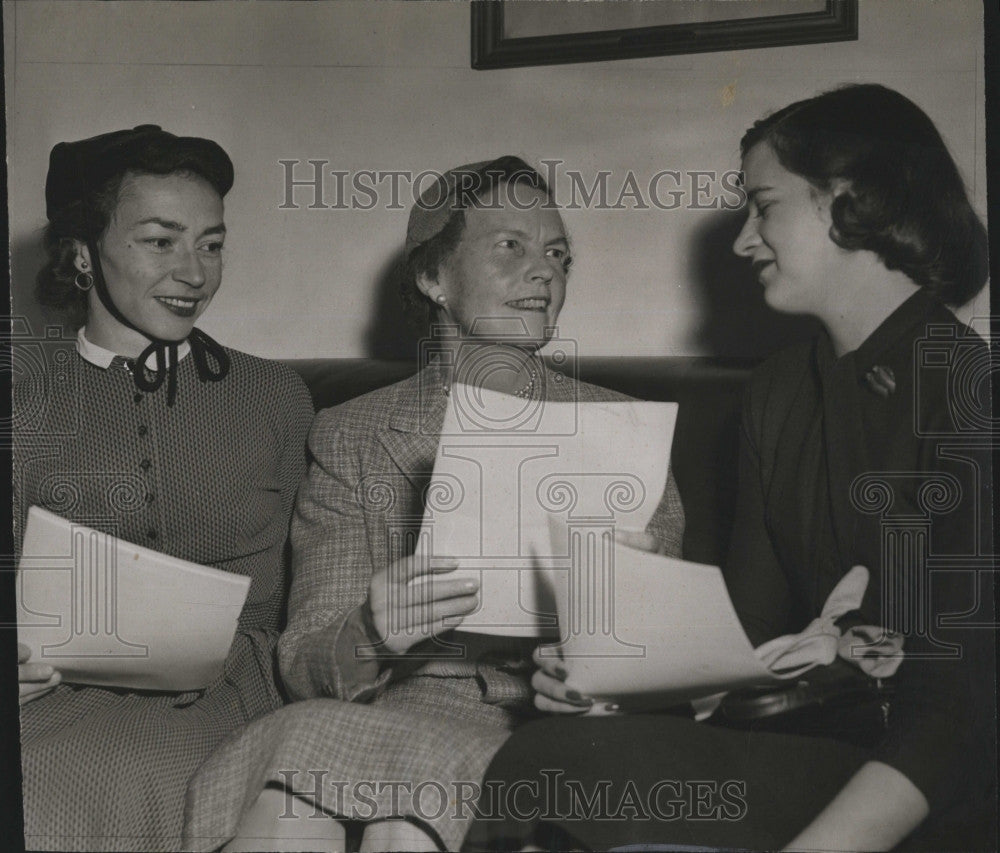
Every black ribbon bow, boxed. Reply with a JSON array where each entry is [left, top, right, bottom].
[[132, 328, 230, 406]]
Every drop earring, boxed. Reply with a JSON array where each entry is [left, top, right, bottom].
[[75, 256, 93, 291]]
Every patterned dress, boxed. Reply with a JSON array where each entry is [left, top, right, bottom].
[[13, 333, 313, 852], [183, 362, 686, 852]]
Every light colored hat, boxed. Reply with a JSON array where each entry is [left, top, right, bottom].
[[405, 155, 541, 255]]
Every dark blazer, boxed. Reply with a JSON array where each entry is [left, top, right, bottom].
[[725, 289, 994, 817]]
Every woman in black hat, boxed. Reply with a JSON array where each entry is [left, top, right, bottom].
[[14, 126, 314, 851]]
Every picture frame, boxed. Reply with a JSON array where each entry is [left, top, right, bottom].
[[471, 0, 859, 70]]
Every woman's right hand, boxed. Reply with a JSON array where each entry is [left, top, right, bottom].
[[367, 555, 480, 655], [532, 646, 595, 714], [18, 642, 60, 705]]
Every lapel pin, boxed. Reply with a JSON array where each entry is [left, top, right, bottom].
[[864, 365, 896, 397]]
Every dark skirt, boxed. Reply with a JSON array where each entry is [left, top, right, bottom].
[[462, 713, 871, 852], [463, 712, 999, 852]]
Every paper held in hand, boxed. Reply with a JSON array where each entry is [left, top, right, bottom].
[[541, 513, 783, 707], [16, 506, 250, 691], [415, 385, 677, 637]]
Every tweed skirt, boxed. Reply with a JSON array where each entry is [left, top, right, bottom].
[[182, 674, 531, 852]]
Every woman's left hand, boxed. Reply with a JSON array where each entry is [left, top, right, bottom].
[[18, 642, 61, 706], [613, 528, 665, 555], [531, 646, 595, 714]]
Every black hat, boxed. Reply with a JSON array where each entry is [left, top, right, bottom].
[[45, 124, 234, 220]]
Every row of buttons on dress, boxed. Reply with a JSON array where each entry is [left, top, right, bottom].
[[132, 387, 158, 540]]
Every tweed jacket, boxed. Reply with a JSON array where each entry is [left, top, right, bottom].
[[278, 360, 685, 705]]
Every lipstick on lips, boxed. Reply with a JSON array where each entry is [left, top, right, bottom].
[[154, 296, 200, 318], [505, 296, 550, 312]]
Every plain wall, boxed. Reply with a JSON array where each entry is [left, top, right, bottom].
[[4, 0, 989, 358]]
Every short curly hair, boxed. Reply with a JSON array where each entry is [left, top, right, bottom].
[[740, 83, 987, 305], [36, 173, 122, 328], [400, 158, 553, 332], [37, 140, 232, 329]]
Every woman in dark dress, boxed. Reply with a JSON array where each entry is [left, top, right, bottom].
[[14, 126, 314, 851], [463, 84, 993, 852]]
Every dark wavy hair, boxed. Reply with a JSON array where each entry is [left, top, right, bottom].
[[37, 148, 232, 329], [400, 157, 554, 331], [740, 83, 988, 305]]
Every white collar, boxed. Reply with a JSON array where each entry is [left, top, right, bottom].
[[76, 327, 192, 370]]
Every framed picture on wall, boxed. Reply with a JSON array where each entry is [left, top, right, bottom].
[[471, 0, 858, 70]]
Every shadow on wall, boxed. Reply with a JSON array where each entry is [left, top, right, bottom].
[[362, 247, 424, 360], [676, 210, 818, 565], [9, 232, 69, 345], [689, 208, 820, 358]]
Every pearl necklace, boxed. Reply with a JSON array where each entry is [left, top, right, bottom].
[[513, 368, 537, 399], [442, 367, 539, 399]]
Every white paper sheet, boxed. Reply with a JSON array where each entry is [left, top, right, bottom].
[[541, 514, 781, 706], [417, 385, 677, 636], [16, 506, 250, 691]]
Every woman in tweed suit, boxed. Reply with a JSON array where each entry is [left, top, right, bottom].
[[15, 127, 313, 851], [183, 157, 686, 852]]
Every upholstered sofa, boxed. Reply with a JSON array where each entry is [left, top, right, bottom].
[[284, 356, 998, 851], [284, 357, 752, 568]]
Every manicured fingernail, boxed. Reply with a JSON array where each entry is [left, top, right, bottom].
[[566, 690, 592, 705], [553, 665, 568, 680]]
